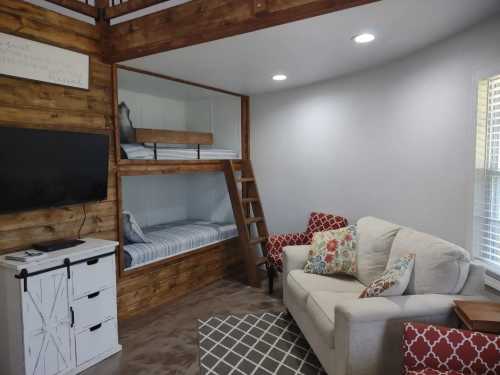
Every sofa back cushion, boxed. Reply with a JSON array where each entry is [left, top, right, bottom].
[[388, 228, 470, 295], [356, 217, 400, 286]]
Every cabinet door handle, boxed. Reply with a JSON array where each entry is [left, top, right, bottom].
[[89, 323, 102, 332], [70, 307, 75, 328], [86, 259, 99, 266], [88, 291, 100, 299]]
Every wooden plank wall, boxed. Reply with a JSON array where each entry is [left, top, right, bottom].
[[0, 0, 244, 320], [0, 0, 117, 254]]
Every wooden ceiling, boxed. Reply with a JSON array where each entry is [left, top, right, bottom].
[[42, 0, 381, 62]]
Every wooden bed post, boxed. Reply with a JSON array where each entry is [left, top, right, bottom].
[[242, 96, 251, 161], [96, 0, 111, 63]]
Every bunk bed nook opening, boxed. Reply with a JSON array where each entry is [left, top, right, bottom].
[[115, 66, 244, 163], [119, 172, 240, 272]]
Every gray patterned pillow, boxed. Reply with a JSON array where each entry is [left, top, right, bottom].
[[122, 211, 151, 244], [359, 254, 415, 298], [118, 102, 136, 144]]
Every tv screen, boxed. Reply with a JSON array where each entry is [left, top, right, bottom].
[[0, 127, 109, 214]]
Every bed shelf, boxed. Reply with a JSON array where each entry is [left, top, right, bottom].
[[134, 129, 214, 146], [118, 159, 242, 176]]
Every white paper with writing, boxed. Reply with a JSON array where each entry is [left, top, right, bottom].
[[0, 32, 89, 90]]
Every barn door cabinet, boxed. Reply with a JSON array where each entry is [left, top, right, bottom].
[[0, 239, 121, 375]]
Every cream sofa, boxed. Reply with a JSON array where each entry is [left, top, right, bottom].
[[283, 217, 486, 375]]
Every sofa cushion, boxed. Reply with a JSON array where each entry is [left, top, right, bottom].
[[356, 217, 400, 286], [287, 270, 365, 308], [388, 228, 470, 295], [306, 291, 360, 349]]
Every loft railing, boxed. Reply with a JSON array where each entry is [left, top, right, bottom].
[[44, 0, 173, 20], [44, 0, 97, 17]]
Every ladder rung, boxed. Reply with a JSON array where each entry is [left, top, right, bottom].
[[246, 217, 263, 224], [249, 237, 268, 246], [256, 256, 267, 266], [238, 177, 254, 183], [242, 198, 259, 204]]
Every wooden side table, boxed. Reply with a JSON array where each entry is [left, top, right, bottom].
[[454, 300, 500, 334]]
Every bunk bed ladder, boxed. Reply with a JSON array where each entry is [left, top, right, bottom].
[[224, 160, 271, 291]]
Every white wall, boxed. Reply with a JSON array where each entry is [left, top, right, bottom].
[[251, 16, 500, 249], [122, 175, 190, 227], [212, 95, 242, 155], [122, 173, 235, 227], [186, 173, 235, 223], [186, 99, 212, 133], [118, 89, 187, 131]]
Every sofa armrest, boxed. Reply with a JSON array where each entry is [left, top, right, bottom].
[[333, 294, 487, 375], [460, 262, 485, 295], [282, 245, 310, 276]]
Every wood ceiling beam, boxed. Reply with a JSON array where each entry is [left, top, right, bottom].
[[43, 0, 97, 18], [108, 0, 381, 62], [107, 0, 172, 19]]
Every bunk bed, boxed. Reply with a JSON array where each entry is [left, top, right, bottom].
[[123, 218, 238, 269], [113, 65, 250, 285]]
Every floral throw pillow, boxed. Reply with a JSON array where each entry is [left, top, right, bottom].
[[304, 225, 358, 276], [359, 254, 415, 298]]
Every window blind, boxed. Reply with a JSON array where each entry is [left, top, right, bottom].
[[474, 75, 500, 266]]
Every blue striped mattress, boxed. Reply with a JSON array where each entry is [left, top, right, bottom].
[[124, 220, 238, 269]]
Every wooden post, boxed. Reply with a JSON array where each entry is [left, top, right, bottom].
[[95, 0, 111, 64]]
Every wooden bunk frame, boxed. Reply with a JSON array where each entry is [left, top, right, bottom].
[[113, 64, 249, 285]]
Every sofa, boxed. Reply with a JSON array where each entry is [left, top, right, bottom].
[[283, 216, 486, 375]]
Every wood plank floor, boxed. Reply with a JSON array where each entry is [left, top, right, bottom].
[[82, 278, 284, 375]]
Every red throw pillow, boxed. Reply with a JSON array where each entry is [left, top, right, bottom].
[[305, 212, 348, 240]]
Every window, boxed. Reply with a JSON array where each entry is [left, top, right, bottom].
[[474, 75, 500, 267]]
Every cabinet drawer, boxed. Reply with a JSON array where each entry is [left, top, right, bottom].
[[72, 255, 115, 299], [72, 287, 117, 330], [75, 318, 118, 367]]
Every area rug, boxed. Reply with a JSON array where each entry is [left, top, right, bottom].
[[198, 311, 326, 375]]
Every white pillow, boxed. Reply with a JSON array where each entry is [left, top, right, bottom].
[[122, 211, 151, 244], [359, 254, 415, 298]]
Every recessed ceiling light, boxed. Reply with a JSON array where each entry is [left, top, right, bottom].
[[273, 74, 287, 81], [353, 33, 375, 44]]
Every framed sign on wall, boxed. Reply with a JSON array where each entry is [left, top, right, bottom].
[[0, 32, 89, 90]]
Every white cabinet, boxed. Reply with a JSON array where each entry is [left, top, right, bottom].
[[0, 239, 122, 375]]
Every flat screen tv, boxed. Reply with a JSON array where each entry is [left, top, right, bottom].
[[0, 127, 109, 214]]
